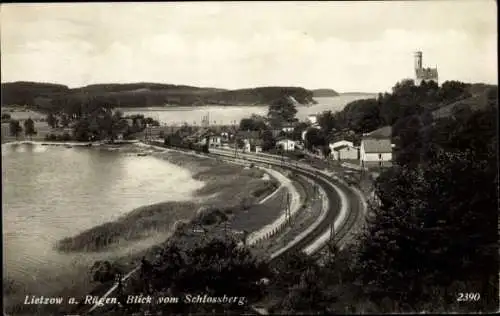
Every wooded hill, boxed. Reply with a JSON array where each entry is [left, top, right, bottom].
[[311, 89, 339, 97], [1, 81, 315, 111]]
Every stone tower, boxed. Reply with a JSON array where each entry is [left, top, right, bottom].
[[414, 51, 423, 71]]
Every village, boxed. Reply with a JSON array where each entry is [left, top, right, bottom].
[[144, 112, 393, 172]]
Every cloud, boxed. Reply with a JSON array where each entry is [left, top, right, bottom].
[[1, 1, 497, 92]]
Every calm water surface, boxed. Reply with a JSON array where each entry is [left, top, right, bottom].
[[120, 94, 376, 125], [2, 143, 204, 294]]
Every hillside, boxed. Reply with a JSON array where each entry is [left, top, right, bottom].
[[204, 87, 314, 105], [311, 89, 339, 97], [432, 84, 497, 119], [1, 82, 314, 111]]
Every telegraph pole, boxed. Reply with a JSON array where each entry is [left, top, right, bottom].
[[328, 222, 336, 262], [234, 136, 237, 158], [284, 191, 292, 227]]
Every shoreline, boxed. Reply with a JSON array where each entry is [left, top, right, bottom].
[[54, 142, 282, 253], [1, 139, 139, 146], [3, 140, 284, 315]]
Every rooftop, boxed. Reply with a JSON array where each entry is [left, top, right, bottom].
[[361, 138, 392, 153], [333, 144, 355, 151]]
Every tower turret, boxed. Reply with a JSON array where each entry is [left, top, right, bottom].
[[414, 51, 423, 70]]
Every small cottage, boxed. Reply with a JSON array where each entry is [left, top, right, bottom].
[[360, 138, 393, 168], [276, 139, 296, 151]]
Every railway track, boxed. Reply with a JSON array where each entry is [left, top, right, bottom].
[[75, 144, 365, 315], [208, 149, 365, 264]]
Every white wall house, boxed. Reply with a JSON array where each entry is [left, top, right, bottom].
[[276, 139, 296, 151], [307, 115, 318, 126], [329, 140, 354, 152], [209, 135, 222, 147], [243, 138, 263, 153], [200, 135, 222, 148], [243, 139, 251, 152], [360, 138, 393, 168], [332, 144, 359, 160], [330, 140, 358, 160]]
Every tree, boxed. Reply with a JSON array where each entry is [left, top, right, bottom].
[[304, 128, 326, 151], [267, 97, 298, 128], [261, 129, 276, 151], [291, 122, 309, 141], [9, 120, 23, 139], [1, 113, 11, 120], [126, 239, 269, 314], [317, 110, 337, 134], [271, 252, 332, 314], [60, 114, 71, 128], [23, 117, 37, 140], [355, 104, 498, 312], [239, 117, 267, 131], [90, 260, 123, 284], [47, 113, 57, 128], [438, 81, 471, 103], [236, 138, 245, 149], [321, 145, 331, 158]]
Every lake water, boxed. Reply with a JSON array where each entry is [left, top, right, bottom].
[[1, 143, 204, 298], [120, 94, 376, 125]]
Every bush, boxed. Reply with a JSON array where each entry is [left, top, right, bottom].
[[89, 260, 124, 284], [61, 132, 72, 141], [196, 208, 229, 226], [44, 132, 73, 141], [44, 133, 57, 141]]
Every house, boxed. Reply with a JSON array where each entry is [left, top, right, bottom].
[[243, 138, 263, 153], [330, 140, 359, 160], [208, 135, 222, 148], [243, 139, 251, 152], [307, 115, 318, 126], [332, 144, 359, 161], [276, 139, 296, 151], [237, 130, 261, 147], [199, 133, 222, 148], [359, 138, 393, 168], [329, 140, 354, 152], [220, 132, 230, 142]]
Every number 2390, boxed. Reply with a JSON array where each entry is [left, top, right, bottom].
[[457, 292, 480, 302]]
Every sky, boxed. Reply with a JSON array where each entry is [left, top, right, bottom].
[[1, 1, 497, 93]]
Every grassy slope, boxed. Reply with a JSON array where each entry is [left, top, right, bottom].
[[56, 148, 280, 253]]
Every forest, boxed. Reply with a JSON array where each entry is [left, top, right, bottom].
[[1, 81, 314, 110]]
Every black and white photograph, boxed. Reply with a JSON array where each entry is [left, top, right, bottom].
[[1, 1, 498, 315]]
